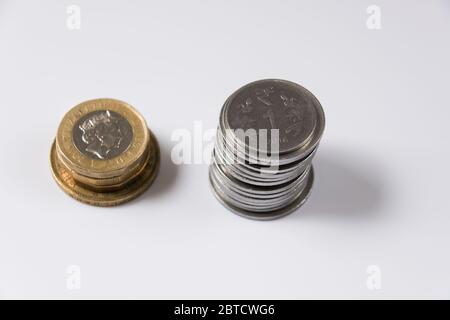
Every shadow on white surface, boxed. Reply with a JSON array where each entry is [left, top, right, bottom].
[[300, 147, 387, 220], [138, 136, 178, 201]]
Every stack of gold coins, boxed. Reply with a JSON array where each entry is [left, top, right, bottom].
[[50, 98, 160, 206]]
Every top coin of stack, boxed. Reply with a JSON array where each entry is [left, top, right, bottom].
[[209, 79, 325, 220], [50, 98, 160, 206]]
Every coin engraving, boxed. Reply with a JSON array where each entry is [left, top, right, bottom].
[[72, 110, 133, 160], [227, 80, 318, 154], [255, 87, 275, 106], [211, 79, 325, 220], [51, 98, 160, 207]]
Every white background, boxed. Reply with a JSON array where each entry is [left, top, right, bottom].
[[0, 0, 449, 299]]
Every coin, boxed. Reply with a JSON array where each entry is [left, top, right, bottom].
[[209, 79, 325, 220], [50, 98, 160, 206], [56, 98, 149, 179], [72, 110, 133, 160], [209, 166, 314, 221]]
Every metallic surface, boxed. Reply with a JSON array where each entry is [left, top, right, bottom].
[[50, 99, 159, 206], [56, 98, 149, 179], [209, 79, 325, 220], [73, 110, 133, 160], [220, 79, 325, 160], [209, 166, 315, 221]]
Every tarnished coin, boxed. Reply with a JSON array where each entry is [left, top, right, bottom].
[[50, 98, 160, 206], [210, 79, 325, 220]]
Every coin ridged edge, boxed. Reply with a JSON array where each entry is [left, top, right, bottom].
[[221, 79, 325, 160], [50, 131, 160, 207], [56, 98, 150, 178], [209, 165, 315, 221]]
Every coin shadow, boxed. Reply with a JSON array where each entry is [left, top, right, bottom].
[[140, 137, 178, 201], [298, 147, 388, 220]]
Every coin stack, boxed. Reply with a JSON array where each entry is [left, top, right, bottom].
[[209, 79, 325, 220], [50, 98, 160, 206]]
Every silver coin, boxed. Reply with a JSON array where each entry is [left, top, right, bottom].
[[215, 131, 316, 178], [223, 79, 324, 157], [209, 166, 315, 220], [72, 110, 133, 160], [209, 79, 324, 220]]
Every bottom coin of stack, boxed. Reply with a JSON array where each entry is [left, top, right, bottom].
[[209, 79, 325, 220], [50, 98, 160, 206]]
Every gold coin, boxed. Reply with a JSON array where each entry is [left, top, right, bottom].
[[50, 98, 160, 206], [58, 147, 151, 188], [56, 98, 149, 179]]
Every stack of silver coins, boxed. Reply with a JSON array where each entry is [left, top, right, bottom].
[[209, 79, 325, 220]]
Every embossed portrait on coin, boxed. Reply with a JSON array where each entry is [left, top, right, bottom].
[[73, 110, 133, 160]]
